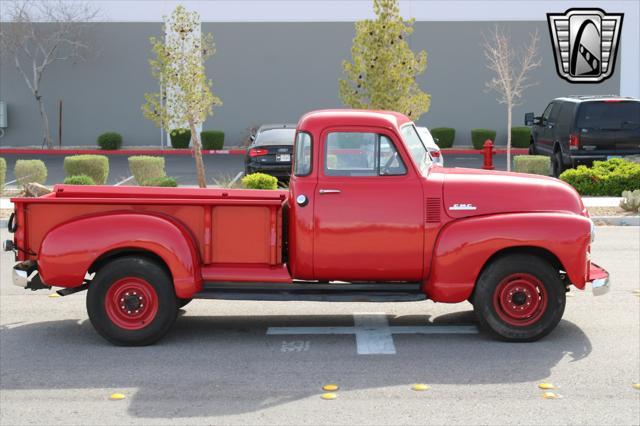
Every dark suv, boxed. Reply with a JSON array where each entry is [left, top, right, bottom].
[[525, 96, 640, 177]]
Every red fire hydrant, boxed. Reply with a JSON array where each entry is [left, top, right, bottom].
[[482, 139, 495, 170]]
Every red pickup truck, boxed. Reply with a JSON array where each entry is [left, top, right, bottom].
[[5, 110, 609, 345]]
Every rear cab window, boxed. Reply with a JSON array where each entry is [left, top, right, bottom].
[[293, 132, 312, 176]]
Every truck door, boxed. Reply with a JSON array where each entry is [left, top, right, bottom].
[[312, 127, 424, 282], [538, 102, 562, 153]]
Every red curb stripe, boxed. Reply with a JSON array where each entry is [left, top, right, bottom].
[[0, 148, 247, 156], [440, 148, 529, 155]]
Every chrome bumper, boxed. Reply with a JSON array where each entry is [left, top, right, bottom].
[[12, 261, 48, 290], [588, 263, 610, 296], [12, 268, 30, 288]]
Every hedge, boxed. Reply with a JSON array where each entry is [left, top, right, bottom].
[[170, 128, 191, 148], [559, 158, 640, 196], [142, 176, 178, 187], [242, 173, 278, 190], [128, 156, 166, 185], [471, 129, 497, 150], [430, 128, 455, 149], [64, 175, 96, 185], [97, 132, 123, 150], [201, 130, 225, 150], [513, 155, 550, 176], [64, 155, 109, 185], [0, 157, 6, 194], [14, 160, 47, 187], [511, 127, 531, 148]]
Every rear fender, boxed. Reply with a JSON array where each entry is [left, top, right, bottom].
[[425, 213, 591, 303], [38, 212, 201, 298]]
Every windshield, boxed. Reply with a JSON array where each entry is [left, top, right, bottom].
[[400, 124, 432, 174], [576, 101, 640, 130]]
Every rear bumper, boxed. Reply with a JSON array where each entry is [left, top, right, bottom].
[[567, 151, 640, 165], [12, 261, 49, 290], [246, 163, 292, 178], [587, 263, 610, 296]]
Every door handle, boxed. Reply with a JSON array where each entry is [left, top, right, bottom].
[[319, 189, 341, 194]]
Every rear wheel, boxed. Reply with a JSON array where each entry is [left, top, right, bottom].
[[87, 256, 177, 346], [473, 254, 565, 342]]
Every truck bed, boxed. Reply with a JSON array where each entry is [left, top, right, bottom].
[[12, 185, 288, 274]]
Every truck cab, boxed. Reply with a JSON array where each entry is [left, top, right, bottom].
[[5, 109, 609, 346]]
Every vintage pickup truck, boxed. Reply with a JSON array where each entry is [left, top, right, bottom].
[[4, 110, 609, 345]]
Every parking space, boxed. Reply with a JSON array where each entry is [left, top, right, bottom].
[[1, 227, 638, 425]]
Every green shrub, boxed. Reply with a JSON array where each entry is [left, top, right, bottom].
[[471, 129, 497, 150], [560, 158, 640, 196], [0, 157, 6, 194], [64, 155, 109, 185], [242, 172, 278, 190], [620, 189, 640, 213], [97, 132, 123, 150], [170, 128, 191, 148], [511, 126, 531, 148], [128, 156, 166, 185], [142, 176, 178, 187], [201, 130, 225, 150], [14, 160, 47, 187], [430, 128, 455, 148], [64, 174, 96, 185], [513, 155, 550, 176]]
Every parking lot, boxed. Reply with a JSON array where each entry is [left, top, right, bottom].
[[0, 153, 516, 187], [0, 226, 638, 425]]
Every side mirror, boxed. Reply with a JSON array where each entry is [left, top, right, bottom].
[[524, 112, 534, 126]]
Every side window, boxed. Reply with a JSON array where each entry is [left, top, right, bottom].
[[294, 132, 312, 176], [541, 103, 554, 123], [324, 132, 406, 177], [556, 103, 574, 135], [548, 102, 563, 124]]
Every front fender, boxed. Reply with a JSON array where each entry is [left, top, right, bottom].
[[425, 213, 591, 303], [38, 212, 201, 298]]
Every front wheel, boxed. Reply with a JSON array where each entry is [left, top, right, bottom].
[[528, 139, 537, 155], [473, 254, 565, 342], [87, 256, 178, 346]]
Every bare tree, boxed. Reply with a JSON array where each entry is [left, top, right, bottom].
[[0, 1, 98, 148], [483, 26, 541, 171]]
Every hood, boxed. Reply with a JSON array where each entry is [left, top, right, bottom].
[[441, 168, 584, 219]]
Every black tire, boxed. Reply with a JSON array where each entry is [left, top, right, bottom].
[[473, 254, 565, 342], [177, 298, 192, 309], [551, 151, 564, 177], [87, 256, 177, 346], [528, 139, 537, 155]]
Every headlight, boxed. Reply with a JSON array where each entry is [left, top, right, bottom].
[[589, 219, 596, 243]]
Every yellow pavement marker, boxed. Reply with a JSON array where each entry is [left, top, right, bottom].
[[109, 393, 126, 401], [538, 383, 558, 390], [542, 391, 561, 399], [48, 293, 60, 298], [320, 392, 337, 400], [322, 384, 339, 392], [411, 384, 431, 391], [633, 383, 640, 390]]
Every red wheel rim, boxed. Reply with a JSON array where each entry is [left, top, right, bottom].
[[492, 273, 548, 327], [105, 277, 158, 330]]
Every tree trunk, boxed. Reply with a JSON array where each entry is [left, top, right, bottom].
[[506, 103, 512, 172], [189, 122, 207, 188], [36, 94, 53, 149]]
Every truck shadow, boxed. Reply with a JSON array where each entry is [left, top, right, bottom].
[[0, 311, 592, 419]]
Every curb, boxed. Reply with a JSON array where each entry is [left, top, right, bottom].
[[0, 148, 247, 156], [0, 148, 529, 156], [591, 216, 640, 226]]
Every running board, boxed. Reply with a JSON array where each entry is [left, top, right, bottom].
[[194, 281, 425, 302]]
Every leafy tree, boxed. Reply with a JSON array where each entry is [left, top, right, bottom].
[[339, 0, 430, 120], [142, 5, 222, 188]]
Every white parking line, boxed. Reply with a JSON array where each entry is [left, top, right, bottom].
[[267, 312, 479, 355]]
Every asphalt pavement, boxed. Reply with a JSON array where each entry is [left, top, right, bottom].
[[0, 153, 515, 187], [1, 227, 638, 425]]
